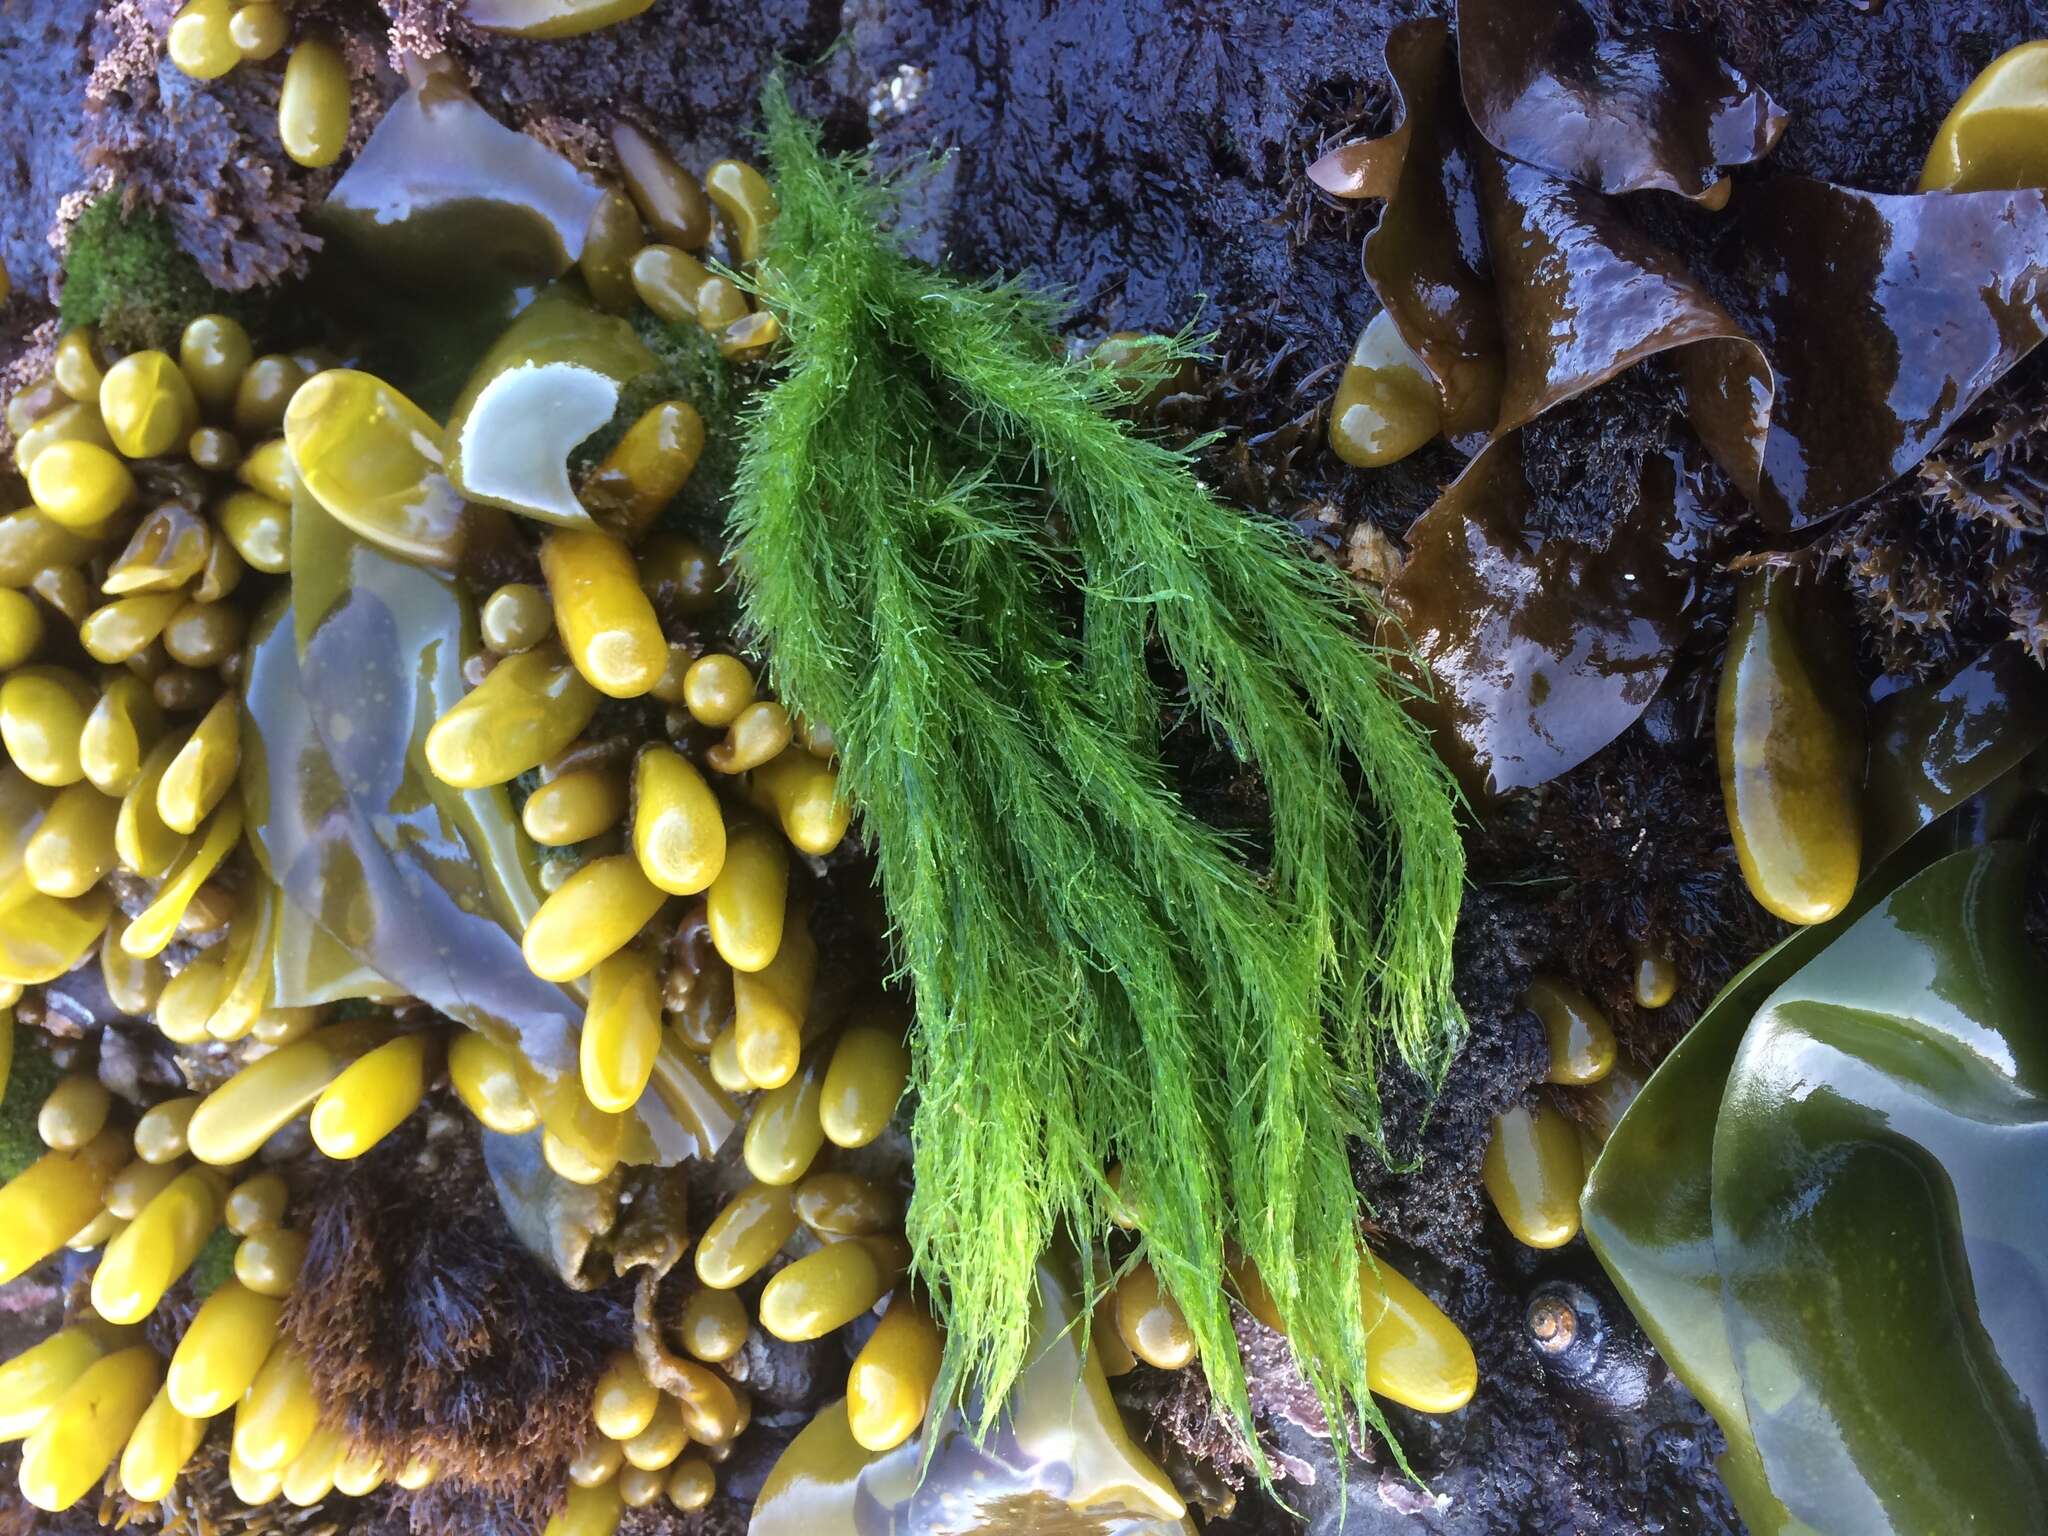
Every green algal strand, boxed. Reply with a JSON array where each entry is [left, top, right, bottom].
[[731, 80, 1465, 1463]]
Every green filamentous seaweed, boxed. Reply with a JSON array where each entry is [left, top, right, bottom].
[[732, 81, 1466, 1458], [59, 196, 260, 354]]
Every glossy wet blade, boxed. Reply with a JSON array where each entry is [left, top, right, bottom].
[[443, 286, 656, 528], [1386, 440, 1713, 797], [1725, 177, 2048, 527], [481, 1127, 618, 1289], [241, 498, 580, 1074], [1455, 0, 1786, 200], [1356, 20, 1503, 447], [752, 1256, 1185, 1536], [1863, 645, 2048, 863], [1715, 845, 2048, 1532], [1339, 23, 2048, 795], [1583, 911, 1836, 1536], [1585, 831, 2048, 1535], [320, 77, 603, 293], [1476, 147, 1769, 475]]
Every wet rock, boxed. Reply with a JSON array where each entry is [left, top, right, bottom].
[[718, 1430, 798, 1507], [95, 1022, 186, 1106], [82, 27, 350, 292], [854, 0, 1413, 350], [0, 0, 95, 316], [734, 1315, 841, 1412], [33, 956, 129, 1039]]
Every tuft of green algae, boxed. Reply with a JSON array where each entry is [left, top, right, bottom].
[[186, 1226, 240, 1301], [59, 196, 262, 353], [0, 1027, 62, 1182], [731, 79, 1467, 1468]]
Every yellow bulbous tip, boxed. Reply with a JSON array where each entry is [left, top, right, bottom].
[[235, 1227, 310, 1297], [846, 1292, 942, 1452], [90, 1166, 226, 1324], [167, 1278, 284, 1418], [232, 1344, 319, 1472], [120, 798, 244, 959], [666, 1457, 715, 1512], [279, 37, 350, 170], [17, 1345, 162, 1512], [309, 1033, 434, 1159], [705, 824, 787, 974], [819, 1024, 908, 1149], [225, 1170, 289, 1236], [592, 1349, 659, 1440], [1480, 1098, 1585, 1251], [230, 1445, 287, 1504], [1112, 1260, 1194, 1371], [1919, 40, 2048, 192], [99, 350, 200, 460], [1362, 1258, 1478, 1415], [580, 950, 663, 1114], [119, 1384, 206, 1501], [156, 695, 241, 836], [631, 745, 727, 896], [541, 529, 669, 699], [753, 749, 850, 857], [756, 1237, 904, 1343], [27, 440, 134, 531], [522, 854, 667, 983], [733, 918, 816, 1093], [1525, 976, 1617, 1087], [37, 1073, 112, 1152], [448, 1032, 541, 1134], [187, 1022, 388, 1166], [168, 0, 240, 80], [545, 1476, 626, 1536], [425, 649, 599, 790], [693, 1181, 796, 1290], [621, 1394, 687, 1470], [281, 1423, 347, 1505], [0, 1327, 108, 1440], [334, 1442, 387, 1496]]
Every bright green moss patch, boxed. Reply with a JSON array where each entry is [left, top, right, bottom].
[[59, 196, 261, 353], [0, 1026, 63, 1180], [187, 1225, 240, 1301], [628, 304, 734, 434]]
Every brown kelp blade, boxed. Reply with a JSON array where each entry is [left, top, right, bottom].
[[1455, 0, 1786, 202]]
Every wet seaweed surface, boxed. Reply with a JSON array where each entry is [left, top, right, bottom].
[[2, 2, 2047, 1534]]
